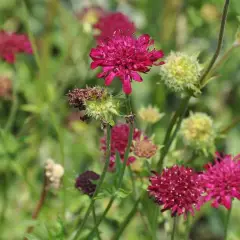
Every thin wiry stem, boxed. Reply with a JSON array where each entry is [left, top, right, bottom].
[[200, 0, 230, 86], [73, 124, 112, 240]]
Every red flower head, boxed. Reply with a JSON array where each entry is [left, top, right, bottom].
[[198, 152, 240, 210], [148, 166, 202, 218], [93, 12, 135, 42], [90, 33, 164, 94], [75, 171, 100, 197], [0, 31, 32, 63], [100, 123, 144, 170]]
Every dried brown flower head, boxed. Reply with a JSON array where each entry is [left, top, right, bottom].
[[0, 76, 12, 99], [133, 139, 158, 158], [67, 86, 107, 110]]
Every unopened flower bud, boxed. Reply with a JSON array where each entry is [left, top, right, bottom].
[[159, 52, 202, 94], [138, 105, 164, 124], [180, 112, 215, 152]]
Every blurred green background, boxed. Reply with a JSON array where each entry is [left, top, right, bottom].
[[0, 0, 240, 239]]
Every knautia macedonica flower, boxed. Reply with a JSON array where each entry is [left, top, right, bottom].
[[45, 159, 64, 189], [93, 12, 136, 42], [0, 76, 12, 98], [159, 52, 202, 93], [148, 165, 202, 218], [101, 123, 145, 170], [198, 153, 240, 210], [90, 33, 164, 94], [180, 112, 216, 153], [138, 105, 164, 124], [67, 86, 119, 125], [75, 171, 100, 197], [133, 139, 158, 158], [0, 31, 32, 63]]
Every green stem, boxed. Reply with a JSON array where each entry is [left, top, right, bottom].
[[200, 0, 230, 87], [128, 166, 137, 198], [22, 0, 41, 69], [156, 95, 190, 172], [224, 205, 232, 240], [73, 124, 112, 240], [117, 123, 134, 188], [208, 44, 237, 77], [220, 116, 240, 134], [85, 96, 134, 240], [4, 69, 18, 132], [112, 197, 141, 240], [86, 196, 115, 240], [171, 217, 177, 240], [92, 205, 101, 240]]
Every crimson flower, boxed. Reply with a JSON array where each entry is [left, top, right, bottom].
[[93, 12, 135, 42], [198, 152, 240, 210], [90, 33, 164, 94], [75, 171, 100, 197], [148, 165, 202, 218], [100, 123, 144, 170], [0, 31, 32, 63]]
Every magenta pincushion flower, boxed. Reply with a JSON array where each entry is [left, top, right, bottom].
[[0, 31, 32, 63], [93, 12, 136, 42], [198, 152, 240, 210], [148, 166, 202, 217], [90, 33, 164, 94], [101, 123, 144, 170]]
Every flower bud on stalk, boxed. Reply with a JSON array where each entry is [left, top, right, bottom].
[[159, 52, 202, 95], [180, 112, 216, 155]]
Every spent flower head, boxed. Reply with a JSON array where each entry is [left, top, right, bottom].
[[90, 32, 164, 94], [159, 52, 202, 94], [148, 165, 202, 218], [75, 171, 100, 197], [133, 139, 158, 158], [101, 123, 146, 170], [138, 105, 164, 124], [180, 112, 215, 153], [93, 12, 136, 42], [198, 152, 240, 210], [0, 31, 32, 63], [45, 159, 64, 189], [67, 86, 119, 125]]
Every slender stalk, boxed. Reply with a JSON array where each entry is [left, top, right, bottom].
[[22, 0, 41, 69], [208, 44, 237, 76], [85, 96, 135, 239], [117, 123, 134, 188], [72, 124, 112, 240], [4, 68, 18, 132], [92, 205, 101, 240], [220, 116, 240, 134], [86, 196, 115, 240], [156, 95, 190, 172], [128, 166, 137, 198], [224, 205, 232, 240], [171, 217, 177, 240], [200, 0, 230, 87], [112, 197, 141, 240], [24, 176, 48, 238]]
